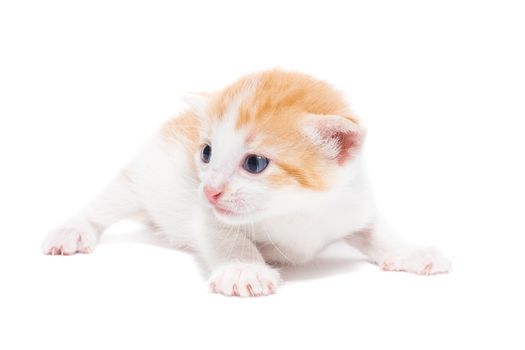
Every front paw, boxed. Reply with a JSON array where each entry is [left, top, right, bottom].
[[41, 218, 99, 255], [209, 263, 280, 297], [380, 247, 452, 275]]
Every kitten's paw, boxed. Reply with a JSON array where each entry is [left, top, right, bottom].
[[209, 263, 280, 297], [379, 247, 451, 275], [42, 219, 99, 255]]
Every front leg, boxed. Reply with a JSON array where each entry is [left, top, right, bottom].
[[41, 174, 142, 255], [345, 218, 451, 275], [199, 223, 279, 297]]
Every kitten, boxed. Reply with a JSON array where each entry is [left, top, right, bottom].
[[42, 69, 451, 297]]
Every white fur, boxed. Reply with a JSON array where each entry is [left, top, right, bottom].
[[42, 89, 451, 297]]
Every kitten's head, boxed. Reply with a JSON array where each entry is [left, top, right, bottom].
[[168, 69, 364, 225]]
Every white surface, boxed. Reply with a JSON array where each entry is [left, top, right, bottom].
[[1, 1, 524, 349]]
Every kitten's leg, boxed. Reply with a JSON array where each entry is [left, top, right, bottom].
[[345, 218, 451, 275], [200, 224, 280, 297], [42, 174, 142, 255]]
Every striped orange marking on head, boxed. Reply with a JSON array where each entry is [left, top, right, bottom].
[[235, 69, 358, 130], [165, 70, 362, 191], [214, 69, 360, 190], [207, 73, 259, 120]]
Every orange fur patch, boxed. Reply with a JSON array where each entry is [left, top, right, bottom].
[[216, 69, 359, 190], [207, 73, 259, 120], [269, 158, 327, 190], [236, 69, 357, 129], [161, 111, 201, 153], [166, 70, 361, 191]]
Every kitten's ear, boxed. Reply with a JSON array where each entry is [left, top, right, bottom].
[[302, 114, 365, 165], [181, 92, 210, 118]]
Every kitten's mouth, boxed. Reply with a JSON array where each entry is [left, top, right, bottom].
[[213, 204, 254, 219], [211, 204, 262, 224], [213, 205, 238, 217]]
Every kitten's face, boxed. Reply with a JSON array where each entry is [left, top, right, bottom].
[[195, 118, 285, 225], [187, 70, 363, 225]]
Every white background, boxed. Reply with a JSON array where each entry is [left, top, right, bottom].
[[1, 1, 524, 349]]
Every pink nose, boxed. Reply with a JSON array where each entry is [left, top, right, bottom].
[[204, 186, 223, 204]]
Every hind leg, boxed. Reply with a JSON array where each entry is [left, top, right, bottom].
[[345, 218, 451, 275]]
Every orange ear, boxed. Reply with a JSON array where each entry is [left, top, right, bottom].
[[302, 114, 365, 165]]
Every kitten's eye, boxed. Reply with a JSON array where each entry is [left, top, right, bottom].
[[243, 155, 269, 174], [201, 144, 212, 163]]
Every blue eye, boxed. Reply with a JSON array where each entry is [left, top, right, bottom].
[[243, 155, 270, 174], [201, 144, 211, 163]]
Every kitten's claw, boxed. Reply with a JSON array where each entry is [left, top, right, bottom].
[[379, 247, 451, 275], [421, 263, 433, 276], [246, 284, 255, 297], [208, 263, 280, 297], [42, 219, 99, 256]]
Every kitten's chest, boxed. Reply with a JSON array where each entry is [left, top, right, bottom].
[[253, 204, 370, 263]]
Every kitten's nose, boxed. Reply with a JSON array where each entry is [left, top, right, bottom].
[[203, 185, 223, 205]]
